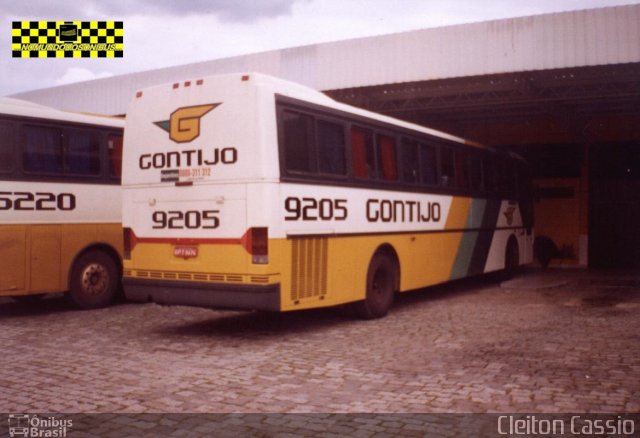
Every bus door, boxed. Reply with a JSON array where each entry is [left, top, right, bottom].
[[30, 225, 61, 292], [0, 226, 26, 294]]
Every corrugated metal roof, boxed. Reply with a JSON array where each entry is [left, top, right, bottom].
[[12, 4, 640, 115]]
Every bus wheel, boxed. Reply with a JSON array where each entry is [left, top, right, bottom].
[[68, 250, 118, 309], [504, 237, 520, 279], [354, 252, 396, 319]]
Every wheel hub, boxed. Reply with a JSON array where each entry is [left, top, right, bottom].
[[81, 263, 109, 296]]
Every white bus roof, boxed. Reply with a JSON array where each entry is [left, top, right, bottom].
[[135, 72, 482, 149], [0, 97, 124, 129]]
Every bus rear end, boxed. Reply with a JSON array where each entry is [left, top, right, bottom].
[[122, 74, 281, 311]]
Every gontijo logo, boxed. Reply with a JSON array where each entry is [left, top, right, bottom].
[[153, 103, 221, 143], [140, 103, 237, 181]]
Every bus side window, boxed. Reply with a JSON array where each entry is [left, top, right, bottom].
[[454, 150, 468, 189], [419, 143, 438, 186], [108, 133, 123, 178], [483, 154, 496, 195], [66, 130, 100, 176], [401, 138, 419, 183], [0, 122, 13, 173], [376, 133, 397, 181], [317, 120, 346, 176], [507, 159, 518, 200], [351, 126, 374, 179], [282, 111, 315, 174], [517, 161, 534, 231], [23, 126, 62, 174], [496, 157, 515, 199], [469, 152, 484, 193], [440, 146, 454, 187]]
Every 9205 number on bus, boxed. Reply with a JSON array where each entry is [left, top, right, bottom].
[[152, 210, 220, 229], [284, 197, 348, 221]]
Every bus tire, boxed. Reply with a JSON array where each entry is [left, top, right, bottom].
[[504, 237, 520, 279], [353, 252, 396, 319], [68, 250, 119, 309]]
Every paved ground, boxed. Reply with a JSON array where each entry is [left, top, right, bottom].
[[1, 269, 639, 435]]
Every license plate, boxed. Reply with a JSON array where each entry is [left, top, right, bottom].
[[173, 245, 198, 259]]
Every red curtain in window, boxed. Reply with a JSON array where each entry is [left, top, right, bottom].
[[379, 135, 397, 181], [351, 127, 368, 179]]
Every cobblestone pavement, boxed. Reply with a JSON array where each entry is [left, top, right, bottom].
[[1, 269, 639, 434]]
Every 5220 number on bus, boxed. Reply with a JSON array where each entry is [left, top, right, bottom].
[[0, 191, 76, 211]]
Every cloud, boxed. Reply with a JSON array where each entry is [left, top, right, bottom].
[[0, 0, 305, 21], [54, 67, 114, 86]]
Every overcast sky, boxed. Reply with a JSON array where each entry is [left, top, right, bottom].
[[1, 0, 636, 96]]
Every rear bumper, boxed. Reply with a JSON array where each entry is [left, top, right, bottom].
[[123, 278, 281, 312]]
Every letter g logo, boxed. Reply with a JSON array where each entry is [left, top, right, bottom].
[[154, 103, 221, 143]]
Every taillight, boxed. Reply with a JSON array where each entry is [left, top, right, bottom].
[[243, 227, 268, 264]]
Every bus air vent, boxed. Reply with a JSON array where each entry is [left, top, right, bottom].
[[291, 237, 328, 302]]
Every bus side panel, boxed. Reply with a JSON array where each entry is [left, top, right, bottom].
[[483, 200, 531, 272], [0, 225, 27, 295], [277, 230, 470, 312], [276, 195, 475, 311], [399, 231, 467, 290], [277, 235, 370, 312], [29, 225, 62, 292], [484, 229, 513, 272]]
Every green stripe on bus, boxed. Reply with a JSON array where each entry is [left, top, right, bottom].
[[450, 198, 486, 279]]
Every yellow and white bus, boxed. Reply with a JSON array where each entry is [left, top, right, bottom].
[[122, 73, 533, 318], [0, 97, 124, 309]]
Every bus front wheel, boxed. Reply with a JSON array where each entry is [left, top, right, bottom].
[[353, 252, 396, 319], [68, 250, 119, 309]]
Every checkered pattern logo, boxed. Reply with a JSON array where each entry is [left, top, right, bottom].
[[11, 21, 123, 58]]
